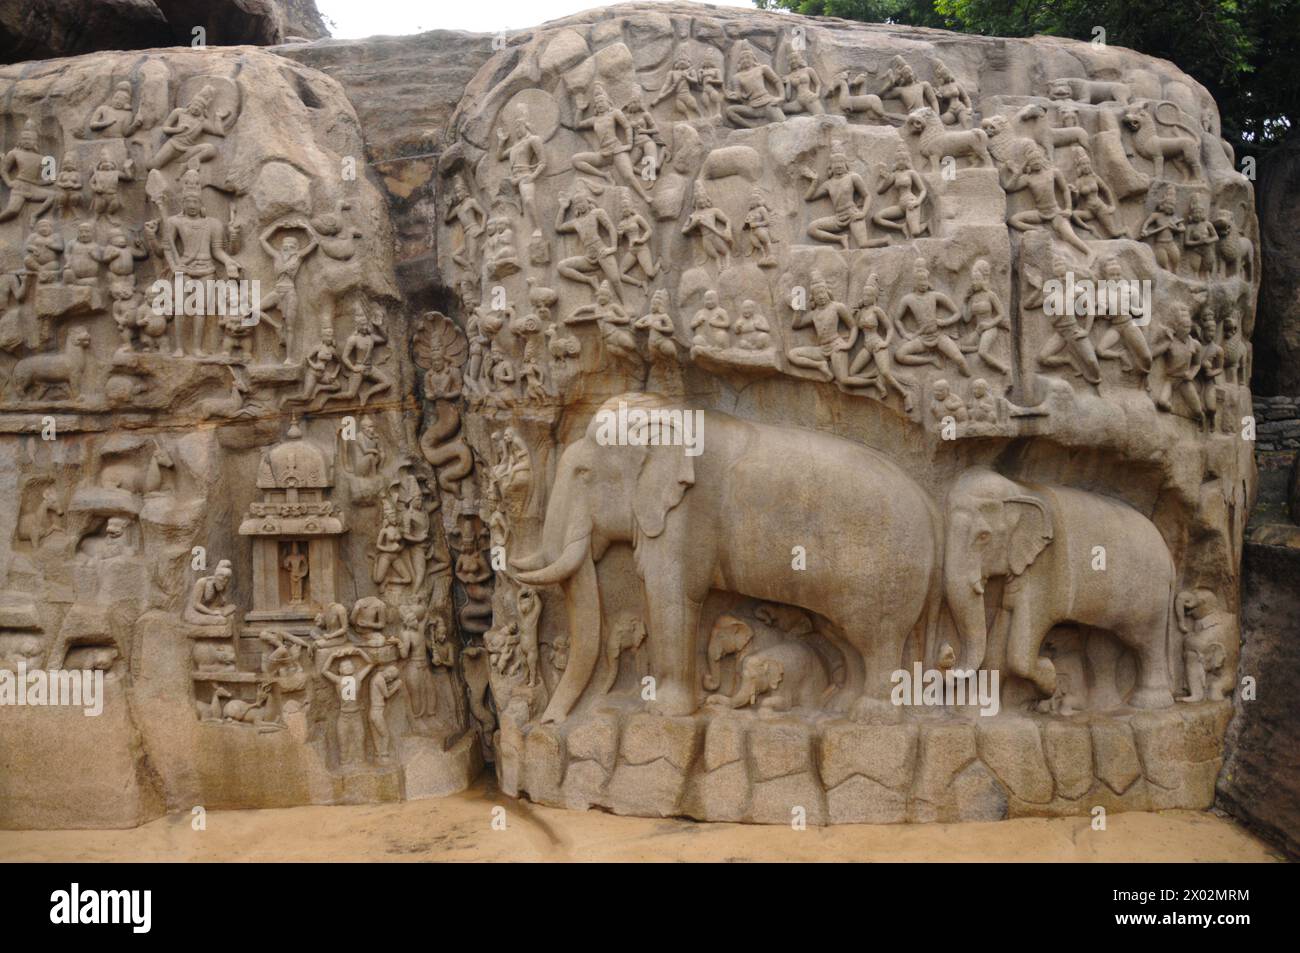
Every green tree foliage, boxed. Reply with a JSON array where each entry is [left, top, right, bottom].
[[755, 0, 1297, 157]]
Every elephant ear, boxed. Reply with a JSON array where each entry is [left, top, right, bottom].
[[632, 430, 696, 539], [1006, 494, 1053, 576], [762, 658, 784, 692]]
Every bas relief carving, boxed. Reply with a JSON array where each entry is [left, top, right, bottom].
[[432, 4, 1257, 824]]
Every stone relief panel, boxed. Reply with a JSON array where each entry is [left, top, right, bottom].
[[432, 5, 1258, 824]]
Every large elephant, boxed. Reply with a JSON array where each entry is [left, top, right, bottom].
[[943, 468, 1175, 709], [511, 393, 943, 723]]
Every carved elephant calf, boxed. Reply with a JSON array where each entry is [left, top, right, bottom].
[[706, 642, 830, 712], [1176, 588, 1238, 702]]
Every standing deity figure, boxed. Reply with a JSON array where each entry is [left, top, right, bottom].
[[282, 542, 309, 604], [616, 187, 658, 289], [160, 192, 241, 355], [257, 219, 319, 363], [724, 46, 786, 127], [54, 153, 82, 217], [496, 105, 546, 235], [1150, 305, 1205, 425], [652, 58, 703, 119], [148, 85, 232, 170], [801, 146, 876, 250], [742, 189, 778, 267], [1000, 145, 1091, 256], [873, 145, 928, 239], [845, 273, 914, 410], [1139, 185, 1185, 273], [964, 259, 1010, 375], [183, 559, 236, 626], [88, 151, 134, 222], [555, 186, 624, 300], [782, 50, 824, 115], [1196, 310, 1226, 432], [339, 305, 392, 405], [1182, 196, 1219, 281], [0, 120, 58, 222], [89, 81, 141, 138], [572, 84, 652, 202], [397, 605, 439, 718], [894, 260, 971, 375], [1033, 255, 1102, 385], [787, 271, 858, 384], [1094, 257, 1152, 381], [444, 178, 486, 270], [933, 61, 973, 127], [681, 184, 734, 268]]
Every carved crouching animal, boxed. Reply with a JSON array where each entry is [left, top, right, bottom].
[[906, 107, 991, 173], [706, 642, 831, 712], [510, 393, 943, 723], [12, 327, 92, 400]]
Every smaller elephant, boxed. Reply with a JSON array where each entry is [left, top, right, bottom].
[[706, 642, 830, 712], [1176, 588, 1238, 702], [702, 613, 755, 693], [599, 615, 646, 693]]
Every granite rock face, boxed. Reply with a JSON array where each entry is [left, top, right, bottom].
[[0, 2, 1269, 829], [1253, 134, 1300, 397]]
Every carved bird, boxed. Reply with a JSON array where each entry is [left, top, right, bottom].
[[526, 277, 558, 312], [545, 325, 580, 361]]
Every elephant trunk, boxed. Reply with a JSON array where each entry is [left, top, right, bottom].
[[539, 551, 601, 723], [702, 645, 722, 692], [945, 554, 988, 672]]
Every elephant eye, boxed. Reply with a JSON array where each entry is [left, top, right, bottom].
[[976, 529, 992, 543]]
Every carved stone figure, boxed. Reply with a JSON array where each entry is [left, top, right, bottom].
[[1176, 589, 1238, 702], [706, 642, 831, 712], [148, 85, 232, 170], [724, 46, 785, 127], [1, 120, 58, 222], [184, 560, 236, 626]]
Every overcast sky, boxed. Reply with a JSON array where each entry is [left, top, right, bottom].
[[316, 0, 758, 38]]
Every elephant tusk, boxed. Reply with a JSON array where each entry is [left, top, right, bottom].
[[512, 534, 590, 586], [972, 578, 985, 596]]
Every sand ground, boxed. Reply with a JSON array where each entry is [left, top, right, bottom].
[[0, 779, 1282, 862]]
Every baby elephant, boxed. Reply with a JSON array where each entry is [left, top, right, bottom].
[[706, 642, 830, 712]]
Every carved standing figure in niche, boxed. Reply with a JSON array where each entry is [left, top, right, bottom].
[[54, 153, 82, 217], [845, 273, 914, 409], [184, 559, 236, 626], [652, 58, 702, 119], [89, 152, 133, 222], [339, 305, 392, 405], [0, 121, 58, 222], [444, 178, 486, 270], [1176, 589, 1238, 703], [782, 50, 824, 115], [616, 188, 658, 289], [894, 261, 971, 375], [397, 604, 438, 718], [682, 184, 735, 269], [572, 84, 651, 202], [873, 145, 928, 239], [787, 271, 857, 383], [999, 146, 1090, 256], [496, 104, 546, 235], [282, 542, 308, 604], [1068, 149, 1124, 238], [555, 186, 624, 300], [89, 81, 140, 138], [742, 189, 778, 267], [725, 46, 786, 127], [691, 289, 731, 351], [148, 85, 231, 170], [1032, 256, 1102, 385], [323, 648, 373, 767], [1182, 196, 1219, 281], [933, 61, 973, 127], [1094, 257, 1152, 381], [963, 259, 1010, 375], [801, 146, 874, 249], [258, 219, 319, 363], [1150, 304, 1206, 426], [1139, 186, 1185, 273]]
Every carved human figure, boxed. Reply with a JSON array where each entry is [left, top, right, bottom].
[[880, 56, 940, 116], [161, 193, 241, 355], [969, 377, 997, 424], [652, 58, 702, 119], [89, 81, 140, 138], [691, 289, 731, 351], [1093, 257, 1152, 381], [787, 271, 858, 383], [483, 213, 521, 279], [929, 378, 968, 428], [616, 188, 658, 289], [1139, 186, 1185, 273], [339, 305, 392, 405], [681, 184, 734, 268], [724, 46, 786, 127], [999, 146, 1090, 256], [444, 178, 486, 270], [1196, 310, 1226, 432], [63, 222, 102, 286], [1182, 196, 1219, 281], [933, 60, 973, 127], [396, 604, 438, 718], [1176, 589, 1238, 703], [1034, 256, 1102, 385], [624, 98, 663, 182], [1068, 149, 1124, 239], [184, 559, 236, 626], [555, 187, 624, 300], [635, 289, 679, 363], [801, 147, 873, 249], [287, 326, 342, 408], [282, 542, 308, 604], [872, 146, 928, 239], [572, 84, 651, 202], [24, 219, 63, 283], [0, 121, 58, 222], [964, 259, 1009, 374], [894, 261, 970, 375], [89, 152, 133, 222], [496, 105, 546, 234], [1150, 304, 1205, 426], [742, 189, 778, 267], [372, 499, 413, 588], [516, 584, 542, 688], [351, 595, 391, 648], [102, 227, 146, 294], [845, 273, 914, 409], [782, 50, 824, 115], [733, 300, 772, 351], [258, 219, 319, 363], [148, 85, 231, 169], [323, 648, 373, 766], [54, 153, 82, 217], [699, 63, 725, 118]]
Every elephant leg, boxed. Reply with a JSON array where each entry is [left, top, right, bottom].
[[821, 625, 863, 711], [1084, 629, 1125, 710], [644, 588, 702, 716], [849, 616, 905, 723], [1124, 622, 1174, 709], [1005, 607, 1056, 696]]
